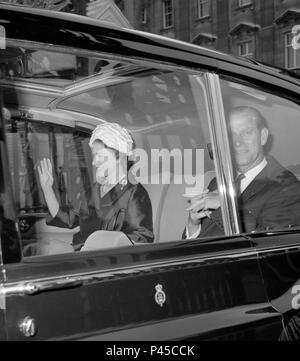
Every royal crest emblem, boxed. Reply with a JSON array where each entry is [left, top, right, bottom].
[[154, 284, 166, 307]]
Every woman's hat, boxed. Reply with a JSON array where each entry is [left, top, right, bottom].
[[89, 122, 134, 156]]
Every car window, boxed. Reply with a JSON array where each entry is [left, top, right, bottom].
[[5, 121, 92, 256], [0, 43, 224, 261], [0, 44, 125, 88], [220, 77, 300, 234], [0, 94, 21, 264]]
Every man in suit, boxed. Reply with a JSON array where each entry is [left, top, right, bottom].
[[184, 106, 300, 239]]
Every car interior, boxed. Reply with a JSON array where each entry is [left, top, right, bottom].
[[2, 44, 300, 257], [0, 45, 217, 255]]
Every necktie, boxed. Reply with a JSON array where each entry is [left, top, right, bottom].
[[235, 173, 245, 195]]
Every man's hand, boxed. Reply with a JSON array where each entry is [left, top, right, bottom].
[[186, 190, 220, 225], [187, 190, 220, 212], [37, 158, 54, 191]]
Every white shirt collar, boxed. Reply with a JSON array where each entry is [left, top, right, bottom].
[[239, 157, 268, 193]]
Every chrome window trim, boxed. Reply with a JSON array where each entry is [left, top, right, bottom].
[[3, 243, 300, 298], [1, 245, 258, 296], [204, 73, 241, 235]]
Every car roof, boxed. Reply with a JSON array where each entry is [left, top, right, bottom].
[[0, 3, 299, 89]]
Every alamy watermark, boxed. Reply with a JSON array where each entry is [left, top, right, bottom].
[[292, 285, 300, 310], [96, 147, 205, 192], [292, 25, 300, 50]]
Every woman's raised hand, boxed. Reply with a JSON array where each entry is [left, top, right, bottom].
[[37, 158, 54, 191]]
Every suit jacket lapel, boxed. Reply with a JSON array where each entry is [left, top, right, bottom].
[[240, 177, 268, 203], [239, 156, 282, 203]]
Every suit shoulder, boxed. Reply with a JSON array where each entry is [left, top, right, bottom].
[[267, 157, 300, 186]]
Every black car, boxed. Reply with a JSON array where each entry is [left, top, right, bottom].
[[1, 4, 300, 341]]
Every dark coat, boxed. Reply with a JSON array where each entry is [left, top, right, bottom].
[[184, 156, 300, 238], [47, 181, 154, 249]]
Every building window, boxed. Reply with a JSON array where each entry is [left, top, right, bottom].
[[284, 32, 300, 69], [197, 0, 210, 19], [238, 40, 253, 57], [237, 0, 252, 7], [142, 7, 147, 24], [162, 0, 174, 29]]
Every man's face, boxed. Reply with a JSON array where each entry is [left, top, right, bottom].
[[229, 112, 268, 173]]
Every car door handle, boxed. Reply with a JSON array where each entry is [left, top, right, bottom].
[[29, 278, 83, 294], [3, 277, 83, 296], [26, 277, 83, 295]]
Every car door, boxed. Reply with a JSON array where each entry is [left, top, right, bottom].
[[0, 6, 278, 341], [218, 70, 300, 341], [0, 66, 277, 341], [1, 236, 279, 341]]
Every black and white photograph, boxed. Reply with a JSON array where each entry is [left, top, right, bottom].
[[0, 0, 300, 344]]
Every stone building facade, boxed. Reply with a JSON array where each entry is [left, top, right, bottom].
[[5, 0, 299, 71], [120, 0, 300, 72]]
